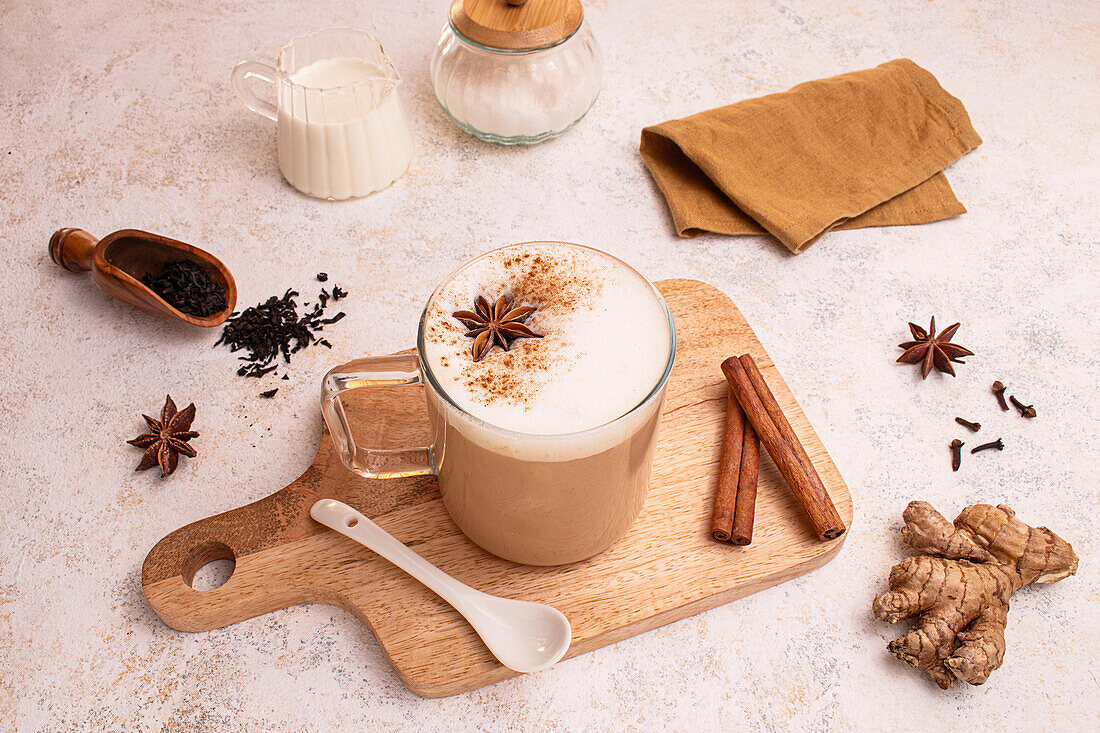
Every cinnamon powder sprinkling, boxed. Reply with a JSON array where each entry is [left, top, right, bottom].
[[429, 248, 603, 406]]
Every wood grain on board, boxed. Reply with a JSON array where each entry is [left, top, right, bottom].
[[142, 279, 854, 698]]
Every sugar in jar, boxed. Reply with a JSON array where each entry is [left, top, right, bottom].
[[430, 0, 602, 145]]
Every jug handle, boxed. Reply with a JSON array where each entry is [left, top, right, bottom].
[[231, 61, 278, 121]]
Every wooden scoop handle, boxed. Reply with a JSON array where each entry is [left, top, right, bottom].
[[50, 228, 99, 272]]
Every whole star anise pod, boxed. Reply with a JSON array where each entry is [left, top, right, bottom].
[[896, 317, 974, 379], [453, 294, 543, 362], [127, 395, 199, 477]]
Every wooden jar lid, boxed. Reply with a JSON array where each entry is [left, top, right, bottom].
[[449, 0, 584, 51]]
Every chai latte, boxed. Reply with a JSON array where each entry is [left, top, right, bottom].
[[419, 243, 674, 565]]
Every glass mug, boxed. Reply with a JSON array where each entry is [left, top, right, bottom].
[[231, 28, 414, 200], [321, 243, 676, 566]]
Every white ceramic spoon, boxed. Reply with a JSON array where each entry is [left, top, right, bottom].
[[310, 498, 572, 674]]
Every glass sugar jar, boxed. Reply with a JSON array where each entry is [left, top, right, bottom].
[[430, 0, 602, 145]]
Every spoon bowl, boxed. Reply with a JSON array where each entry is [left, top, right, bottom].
[[460, 592, 572, 674], [310, 498, 572, 674], [50, 227, 237, 327]]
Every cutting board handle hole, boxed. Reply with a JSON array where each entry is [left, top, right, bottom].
[[345, 517, 359, 528], [182, 541, 236, 591]]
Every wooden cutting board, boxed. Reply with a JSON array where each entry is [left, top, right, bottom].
[[142, 279, 853, 698]]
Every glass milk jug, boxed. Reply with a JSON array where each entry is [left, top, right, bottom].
[[232, 28, 414, 200]]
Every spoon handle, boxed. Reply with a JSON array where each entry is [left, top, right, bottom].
[[49, 228, 99, 272], [310, 498, 475, 613]]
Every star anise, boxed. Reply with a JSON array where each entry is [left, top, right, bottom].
[[127, 395, 199, 477], [896, 317, 974, 379], [453, 294, 543, 362]]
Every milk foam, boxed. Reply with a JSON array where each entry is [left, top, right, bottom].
[[290, 57, 378, 91], [422, 243, 672, 436]]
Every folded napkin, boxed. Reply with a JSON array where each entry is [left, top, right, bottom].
[[640, 59, 982, 253]]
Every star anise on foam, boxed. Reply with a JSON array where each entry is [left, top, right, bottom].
[[453, 294, 543, 362], [896, 317, 974, 379], [127, 395, 199, 477]]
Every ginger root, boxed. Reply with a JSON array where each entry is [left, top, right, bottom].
[[872, 501, 1078, 689]]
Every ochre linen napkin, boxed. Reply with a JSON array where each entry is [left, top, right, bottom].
[[640, 59, 982, 253]]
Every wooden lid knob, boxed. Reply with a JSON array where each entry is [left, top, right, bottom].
[[50, 228, 99, 272], [449, 0, 583, 51]]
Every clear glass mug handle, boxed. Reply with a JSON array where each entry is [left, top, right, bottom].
[[230, 61, 278, 121], [320, 354, 434, 479]]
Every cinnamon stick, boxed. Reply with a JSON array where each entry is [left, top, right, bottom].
[[730, 417, 759, 545], [738, 354, 843, 537], [720, 355, 845, 541], [710, 390, 744, 542]]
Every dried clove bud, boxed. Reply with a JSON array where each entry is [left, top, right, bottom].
[[971, 438, 1005, 454], [1009, 395, 1036, 419], [950, 439, 964, 471], [954, 417, 981, 432], [992, 381, 1009, 411]]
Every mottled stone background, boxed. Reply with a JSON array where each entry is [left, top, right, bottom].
[[2, 0, 1097, 730]]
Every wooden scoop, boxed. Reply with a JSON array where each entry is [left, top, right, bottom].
[[50, 228, 237, 327]]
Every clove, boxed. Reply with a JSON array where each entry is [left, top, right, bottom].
[[954, 417, 981, 432], [971, 438, 1005, 454], [950, 439, 964, 471], [992, 381, 1009, 411], [1009, 395, 1036, 419]]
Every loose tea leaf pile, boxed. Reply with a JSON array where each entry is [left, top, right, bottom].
[[141, 260, 226, 318], [214, 286, 347, 379]]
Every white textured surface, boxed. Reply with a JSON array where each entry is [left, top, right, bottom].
[[2, 0, 1097, 730]]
